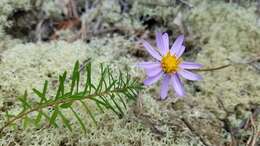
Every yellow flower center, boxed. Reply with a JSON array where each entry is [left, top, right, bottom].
[[161, 52, 181, 74]]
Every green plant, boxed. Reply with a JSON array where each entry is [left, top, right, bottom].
[[0, 60, 143, 133]]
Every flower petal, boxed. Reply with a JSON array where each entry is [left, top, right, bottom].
[[162, 33, 169, 55], [144, 72, 163, 85], [171, 74, 185, 97], [142, 40, 162, 60], [180, 61, 203, 69], [156, 32, 165, 55], [173, 45, 185, 58], [138, 62, 161, 69], [146, 66, 162, 77], [170, 35, 184, 56], [160, 74, 171, 100], [178, 69, 202, 81]]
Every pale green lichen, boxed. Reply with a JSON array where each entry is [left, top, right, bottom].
[[41, 0, 63, 18], [0, 0, 260, 145], [186, 0, 260, 52], [185, 1, 260, 107], [185, 1, 260, 143], [131, 0, 178, 22]]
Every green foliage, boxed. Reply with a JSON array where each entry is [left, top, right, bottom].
[[0, 60, 143, 133]]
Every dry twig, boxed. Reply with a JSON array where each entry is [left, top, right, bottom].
[[194, 57, 260, 72], [139, 0, 193, 8], [181, 117, 212, 146]]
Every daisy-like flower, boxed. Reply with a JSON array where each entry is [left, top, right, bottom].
[[138, 32, 203, 100]]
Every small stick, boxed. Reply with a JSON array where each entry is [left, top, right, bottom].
[[139, 0, 193, 8], [177, 0, 193, 8], [181, 117, 211, 146], [139, 2, 171, 7], [194, 64, 231, 72], [194, 57, 260, 72]]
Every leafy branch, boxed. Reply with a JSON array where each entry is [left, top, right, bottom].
[[0, 60, 143, 133]]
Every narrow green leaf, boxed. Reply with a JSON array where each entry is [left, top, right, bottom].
[[106, 80, 117, 91], [98, 96, 110, 108], [50, 109, 59, 125], [62, 92, 73, 98], [60, 102, 73, 108], [96, 64, 109, 93], [117, 71, 123, 88], [70, 107, 87, 133], [126, 72, 130, 85], [102, 67, 108, 89], [89, 96, 107, 107], [34, 111, 59, 128], [18, 97, 31, 110], [18, 90, 30, 110], [107, 67, 112, 85], [42, 80, 48, 97], [32, 88, 42, 98], [122, 91, 134, 100], [60, 72, 67, 96], [35, 111, 43, 126], [84, 62, 92, 94], [71, 61, 80, 94], [55, 71, 67, 99], [32, 88, 48, 103], [5, 111, 14, 122], [58, 111, 72, 131], [80, 100, 97, 125], [70, 94, 84, 100], [41, 111, 58, 127], [99, 96, 120, 116], [96, 76, 103, 93], [96, 102, 105, 113], [117, 94, 127, 109], [76, 71, 80, 93], [23, 116, 32, 128], [110, 94, 124, 116]]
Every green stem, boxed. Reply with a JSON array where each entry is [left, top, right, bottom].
[[193, 64, 231, 72]]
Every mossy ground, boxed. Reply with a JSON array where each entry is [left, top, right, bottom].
[[0, 0, 259, 145]]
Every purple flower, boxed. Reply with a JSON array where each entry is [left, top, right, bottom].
[[138, 32, 203, 100]]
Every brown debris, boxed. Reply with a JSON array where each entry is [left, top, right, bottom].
[[54, 17, 81, 30]]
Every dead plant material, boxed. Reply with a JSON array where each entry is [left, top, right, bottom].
[[181, 117, 212, 146], [256, 0, 260, 26], [245, 116, 259, 146], [50, 17, 81, 41], [6, 9, 43, 39], [130, 95, 166, 138], [139, 0, 193, 8], [173, 12, 187, 34], [194, 64, 232, 72], [139, 1, 174, 7], [54, 17, 81, 30], [56, 0, 79, 18], [35, 18, 55, 41], [245, 106, 260, 146], [118, 0, 132, 13], [134, 114, 166, 138], [176, 0, 194, 8], [194, 56, 260, 72], [217, 100, 260, 146]]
